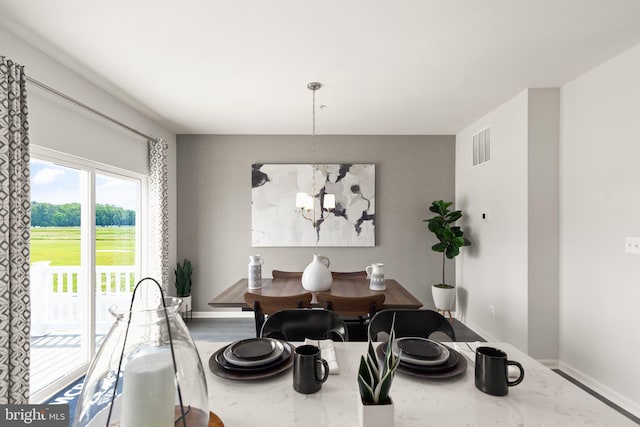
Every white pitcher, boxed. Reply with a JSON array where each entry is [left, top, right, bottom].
[[248, 255, 264, 289], [301, 255, 333, 291], [366, 263, 386, 291]]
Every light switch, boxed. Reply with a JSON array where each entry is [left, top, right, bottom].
[[625, 237, 640, 254], [482, 211, 491, 221]]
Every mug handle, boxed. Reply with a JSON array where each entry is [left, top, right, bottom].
[[316, 358, 330, 384], [365, 265, 372, 277], [506, 360, 524, 386]]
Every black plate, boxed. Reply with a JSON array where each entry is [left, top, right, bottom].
[[230, 338, 277, 360], [397, 338, 442, 359], [214, 341, 292, 373], [209, 342, 294, 381], [376, 342, 467, 379], [399, 349, 458, 373]]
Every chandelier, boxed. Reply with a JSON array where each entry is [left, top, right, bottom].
[[296, 82, 335, 225]]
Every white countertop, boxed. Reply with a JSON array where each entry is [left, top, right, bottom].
[[196, 341, 635, 426]]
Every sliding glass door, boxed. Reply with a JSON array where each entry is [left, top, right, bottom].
[[29, 148, 145, 401], [94, 173, 141, 349]]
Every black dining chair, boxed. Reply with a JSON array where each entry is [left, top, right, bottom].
[[243, 292, 313, 337], [260, 308, 348, 342], [368, 309, 456, 342]]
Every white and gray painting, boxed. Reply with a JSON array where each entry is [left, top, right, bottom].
[[252, 164, 375, 247]]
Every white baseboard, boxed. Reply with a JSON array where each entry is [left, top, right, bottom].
[[558, 361, 640, 418], [537, 359, 560, 369], [192, 310, 253, 319], [462, 319, 499, 343]]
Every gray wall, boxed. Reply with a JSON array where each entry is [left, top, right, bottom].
[[559, 42, 640, 414], [176, 135, 455, 312], [455, 88, 560, 360]]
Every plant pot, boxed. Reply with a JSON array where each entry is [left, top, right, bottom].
[[431, 284, 455, 311], [358, 398, 394, 427], [180, 295, 192, 316]]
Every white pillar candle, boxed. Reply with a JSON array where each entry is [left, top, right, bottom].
[[120, 350, 175, 427]]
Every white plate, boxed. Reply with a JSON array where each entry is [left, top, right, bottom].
[[223, 338, 284, 367], [392, 337, 450, 366]]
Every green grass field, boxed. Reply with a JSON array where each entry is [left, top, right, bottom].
[[31, 226, 135, 266]]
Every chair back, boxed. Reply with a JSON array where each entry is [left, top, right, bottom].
[[331, 271, 367, 279], [271, 270, 303, 279], [261, 308, 348, 341], [316, 292, 385, 317], [243, 292, 312, 337], [368, 309, 456, 342]]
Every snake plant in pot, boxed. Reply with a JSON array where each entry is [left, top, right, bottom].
[[357, 319, 400, 426], [424, 200, 471, 314], [175, 259, 193, 317]]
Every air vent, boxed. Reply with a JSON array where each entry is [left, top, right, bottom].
[[472, 127, 491, 166]]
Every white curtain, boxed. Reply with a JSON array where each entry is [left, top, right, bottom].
[[0, 56, 31, 404], [148, 138, 169, 293]]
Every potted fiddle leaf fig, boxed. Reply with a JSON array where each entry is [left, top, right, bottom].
[[175, 259, 193, 317], [423, 200, 471, 314], [357, 319, 399, 426]]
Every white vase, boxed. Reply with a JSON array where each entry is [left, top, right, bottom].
[[358, 398, 394, 427], [432, 285, 456, 310], [301, 255, 333, 291]]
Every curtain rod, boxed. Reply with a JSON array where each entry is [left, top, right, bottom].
[[26, 75, 156, 141]]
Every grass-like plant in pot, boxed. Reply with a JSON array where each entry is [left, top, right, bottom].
[[175, 259, 193, 297], [358, 335, 399, 404], [423, 200, 471, 312], [357, 319, 399, 425]]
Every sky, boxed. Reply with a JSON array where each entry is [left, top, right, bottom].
[[31, 159, 140, 211]]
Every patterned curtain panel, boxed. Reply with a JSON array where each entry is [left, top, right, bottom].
[[0, 57, 31, 404], [148, 138, 169, 293]]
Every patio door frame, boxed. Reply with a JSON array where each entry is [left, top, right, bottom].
[[30, 145, 148, 402]]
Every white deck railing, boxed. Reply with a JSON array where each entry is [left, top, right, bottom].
[[30, 261, 138, 335]]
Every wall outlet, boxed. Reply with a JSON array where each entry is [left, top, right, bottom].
[[482, 211, 491, 221], [625, 237, 640, 254], [489, 304, 495, 316]]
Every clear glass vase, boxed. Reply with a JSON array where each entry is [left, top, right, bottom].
[[73, 279, 208, 427]]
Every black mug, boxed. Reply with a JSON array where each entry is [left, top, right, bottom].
[[293, 345, 329, 394], [475, 346, 524, 396]]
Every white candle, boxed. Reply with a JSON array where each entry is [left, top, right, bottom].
[[120, 350, 175, 427]]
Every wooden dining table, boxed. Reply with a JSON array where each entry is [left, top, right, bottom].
[[208, 277, 423, 310]]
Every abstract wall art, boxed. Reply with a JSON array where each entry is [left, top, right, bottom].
[[252, 163, 375, 247]]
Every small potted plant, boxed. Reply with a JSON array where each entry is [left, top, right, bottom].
[[357, 322, 400, 426], [174, 259, 193, 317], [423, 200, 471, 314]]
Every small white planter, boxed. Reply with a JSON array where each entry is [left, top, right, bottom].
[[432, 285, 456, 311], [179, 295, 192, 316], [358, 398, 394, 427]]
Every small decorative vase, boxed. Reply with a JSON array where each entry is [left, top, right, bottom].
[[366, 263, 386, 291], [358, 398, 394, 427], [248, 255, 264, 289], [301, 255, 333, 291]]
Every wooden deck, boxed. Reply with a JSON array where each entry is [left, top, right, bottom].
[[30, 333, 104, 396]]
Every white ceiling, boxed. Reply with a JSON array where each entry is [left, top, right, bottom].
[[2, 0, 640, 135]]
